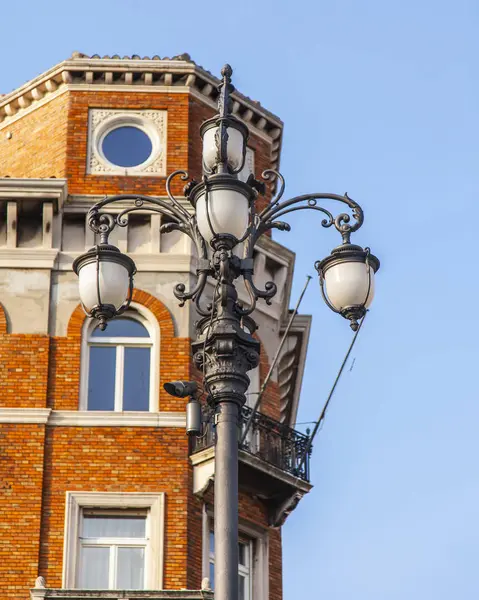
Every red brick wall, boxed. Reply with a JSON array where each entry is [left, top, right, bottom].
[[0, 335, 50, 408], [65, 91, 189, 198], [0, 424, 46, 597], [38, 426, 189, 590], [0, 93, 69, 178], [49, 289, 192, 412], [0, 303, 7, 334], [0, 86, 285, 600]]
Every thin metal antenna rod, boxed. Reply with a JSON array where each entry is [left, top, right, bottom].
[[296, 310, 368, 474], [240, 274, 312, 445]]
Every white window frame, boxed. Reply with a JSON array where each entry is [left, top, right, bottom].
[[238, 147, 255, 183], [87, 109, 167, 177], [78, 510, 148, 590], [80, 303, 160, 412], [63, 492, 165, 590], [208, 533, 253, 600], [203, 507, 268, 600], [243, 365, 260, 454]]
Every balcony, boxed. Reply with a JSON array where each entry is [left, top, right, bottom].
[[190, 406, 313, 526]]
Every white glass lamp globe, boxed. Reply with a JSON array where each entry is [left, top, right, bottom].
[[188, 177, 253, 246], [78, 260, 130, 312], [316, 244, 380, 327], [73, 246, 136, 321], [202, 125, 246, 172], [324, 261, 375, 311], [200, 117, 248, 174]]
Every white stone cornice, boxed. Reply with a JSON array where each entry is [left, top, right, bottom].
[[0, 249, 59, 269], [0, 178, 67, 211], [0, 55, 283, 173], [48, 410, 186, 427], [0, 408, 51, 424], [0, 409, 186, 427], [55, 251, 195, 273]]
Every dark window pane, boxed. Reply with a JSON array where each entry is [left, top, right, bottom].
[[209, 531, 215, 554], [88, 346, 116, 410], [123, 347, 150, 411], [209, 561, 215, 590], [92, 318, 150, 338], [102, 126, 152, 167]]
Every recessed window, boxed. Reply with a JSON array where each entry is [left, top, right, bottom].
[[102, 126, 153, 168], [82, 308, 159, 412], [88, 109, 167, 176], [63, 492, 165, 590], [209, 531, 252, 600]]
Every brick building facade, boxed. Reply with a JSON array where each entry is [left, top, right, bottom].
[[0, 53, 312, 600]]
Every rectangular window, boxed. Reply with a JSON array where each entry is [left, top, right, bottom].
[[77, 511, 147, 590], [209, 531, 252, 600]]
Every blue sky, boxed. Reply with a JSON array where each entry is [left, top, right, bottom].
[[2, 0, 479, 597]]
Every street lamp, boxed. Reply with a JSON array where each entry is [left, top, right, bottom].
[[73, 64, 380, 600]]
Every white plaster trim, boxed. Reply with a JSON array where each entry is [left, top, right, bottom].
[[79, 302, 161, 413], [49, 411, 186, 427], [55, 251, 194, 272], [87, 109, 167, 176], [190, 446, 312, 495], [190, 447, 215, 495], [0, 408, 185, 427], [0, 408, 51, 424], [62, 491, 165, 589], [190, 446, 215, 466], [202, 508, 269, 600], [0, 84, 274, 145], [238, 449, 312, 494], [0, 86, 68, 131], [0, 248, 58, 268], [0, 178, 68, 211]]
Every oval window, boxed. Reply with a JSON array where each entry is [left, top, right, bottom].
[[102, 126, 153, 167]]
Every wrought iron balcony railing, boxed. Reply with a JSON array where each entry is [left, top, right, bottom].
[[192, 405, 312, 482]]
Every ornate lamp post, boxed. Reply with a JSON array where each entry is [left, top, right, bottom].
[[73, 65, 380, 600]]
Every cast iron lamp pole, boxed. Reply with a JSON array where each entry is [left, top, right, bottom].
[[73, 65, 380, 600]]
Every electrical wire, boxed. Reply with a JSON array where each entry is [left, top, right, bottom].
[[240, 274, 312, 444], [295, 310, 369, 473]]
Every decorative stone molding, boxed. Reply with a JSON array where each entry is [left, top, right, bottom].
[[62, 492, 165, 589], [30, 591, 213, 600], [49, 411, 186, 427], [0, 409, 52, 424], [0, 54, 283, 176], [87, 109, 167, 176], [0, 409, 185, 428], [278, 313, 312, 426], [0, 178, 67, 212]]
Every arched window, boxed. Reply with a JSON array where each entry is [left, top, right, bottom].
[[81, 306, 159, 412]]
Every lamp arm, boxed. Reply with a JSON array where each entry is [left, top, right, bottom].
[[85, 180, 212, 313], [258, 170, 364, 244]]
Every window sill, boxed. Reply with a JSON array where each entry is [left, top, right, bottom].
[[31, 590, 213, 600], [0, 409, 185, 428], [50, 411, 186, 427]]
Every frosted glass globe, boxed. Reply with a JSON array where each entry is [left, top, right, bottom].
[[203, 125, 245, 172], [196, 187, 250, 244], [324, 261, 375, 311], [78, 260, 130, 312]]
